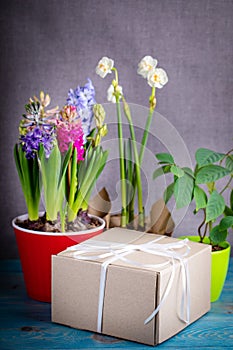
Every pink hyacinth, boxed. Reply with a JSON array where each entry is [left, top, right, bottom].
[[56, 119, 84, 161]]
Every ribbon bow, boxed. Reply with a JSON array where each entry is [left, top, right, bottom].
[[67, 235, 191, 333]]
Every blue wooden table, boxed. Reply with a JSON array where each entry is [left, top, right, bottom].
[[0, 259, 232, 349]]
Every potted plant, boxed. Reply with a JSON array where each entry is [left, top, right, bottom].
[[13, 80, 108, 302], [95, 56, 169, 231], [154, 147, 233, 301]]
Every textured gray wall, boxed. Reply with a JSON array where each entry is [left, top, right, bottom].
[[0, 0, 232, 258]]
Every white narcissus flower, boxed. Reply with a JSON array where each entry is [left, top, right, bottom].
[[96, 57, 114, 78], [147, 68, 168, 88], [107, 84, 123, 103], [137, 55, 158, 79]]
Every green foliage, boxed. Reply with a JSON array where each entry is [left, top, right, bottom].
[[194, 185, 207, 211], [124, 139, 134, 222], [67, 145, 108, 222], [224, 205, 233, 216], [174, 173, 194, 209], [225, 155, 233, 171], [195, 148, 225, 166], [156, 152, 174, 164], [183, 167, 195, 178], [164, 183, 174, 204], [39, 143, 72, 221], [219, 216, 233, 230], [171, 165, 184, 178], [196, 165, 230, 184], [210, 225, 228, 245], [205, 191, 225, 223], [14, 144, 41, 221], [153, 165, 171, 180], [154, 147, 233, 248]]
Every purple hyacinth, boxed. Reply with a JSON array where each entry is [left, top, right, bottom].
[[67, 79, 96, 138], [20, 126, 55, 159]]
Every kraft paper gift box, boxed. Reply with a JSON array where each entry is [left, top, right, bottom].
[[52, 228, 211, 346]]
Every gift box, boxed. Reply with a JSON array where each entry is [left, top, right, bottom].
[[52, 228, 211, 346]]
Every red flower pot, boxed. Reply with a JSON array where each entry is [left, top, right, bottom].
[[12, 213, 105, 302]]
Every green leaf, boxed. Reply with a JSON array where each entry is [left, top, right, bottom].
[[171, 165, 184, 178], [224, 205, 233, 216], [219, 216, 233, 230], [231, 189, 233, 210], [155, 152, 174, 164], [39, 144, 62, 221], [182, 167, 195, 178], [196, 165, 230, 184], [124, 139, 133, 185], [210, 225, 228, 245], [193, 185, 207, 211], [206, 190, 225, 222], [195, 148, 225, 166], [14, 144, 40, 220], [153, 165, 171, 180], [174, 173, 194, 208], [60, 143, 72, 184], [69, 146, 108, 221], [225, 155, 233, 172], [163, 183, 174, 204], [68, 147, 78, 207]]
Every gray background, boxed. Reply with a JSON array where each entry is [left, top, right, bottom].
[[0, 0, 232, 259]]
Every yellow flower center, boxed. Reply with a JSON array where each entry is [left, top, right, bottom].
[[152, 73, 160, 83], [143, 62, 153, 71], [146, 63, 153, 71], [99, 63, 107, 72]]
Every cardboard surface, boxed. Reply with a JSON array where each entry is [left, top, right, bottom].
[[52, 228, 211, 346], [88, 188, 174, 234]]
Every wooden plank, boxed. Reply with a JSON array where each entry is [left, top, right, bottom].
[[0, 258, 232, 349]]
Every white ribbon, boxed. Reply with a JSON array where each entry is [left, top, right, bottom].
[[67, 236, 191, 333]]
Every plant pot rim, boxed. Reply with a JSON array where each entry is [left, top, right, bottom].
[[12, 212, 105, 236], [179, 235, 231, 254]]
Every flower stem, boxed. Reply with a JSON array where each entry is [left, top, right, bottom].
[[116, 100, 127, 227], [112, 67, 119, 84], [139, 87, 156, 165], [128, 87, 156, 227], [123, 98, 144, 229], [220, 175, 233, 195], [198, 208, 209, 242]]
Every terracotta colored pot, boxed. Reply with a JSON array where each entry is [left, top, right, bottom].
[[12, 213, 105, 302]]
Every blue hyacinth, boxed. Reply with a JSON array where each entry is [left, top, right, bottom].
[[20, 126, 55, 159], [67, 79, 96, 138]]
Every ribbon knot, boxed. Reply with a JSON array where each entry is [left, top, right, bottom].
[[67, 235, 191, 333]]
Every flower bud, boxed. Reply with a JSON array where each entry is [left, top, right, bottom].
[[99, 124, 108, 137], [93, 104, 106, 128], [149, 96, 157, 110]]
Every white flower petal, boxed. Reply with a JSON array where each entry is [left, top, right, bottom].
[[137, 55, 158, 79], [107, 84, 123, 103], [96, 57, 114, 78], [116, 85, 123, 95], [147, 68, 168, 88], [107, 85, 115, 103]]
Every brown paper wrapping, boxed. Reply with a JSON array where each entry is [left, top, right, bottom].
[[52, 229, 211, 345], [88, 188, 174, 235], [146, 198, 174, 236]]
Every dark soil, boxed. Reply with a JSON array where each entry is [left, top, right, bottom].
[[211, 245, 225, 252], [15, 211, 102, 233]]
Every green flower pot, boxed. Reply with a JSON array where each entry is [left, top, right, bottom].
[[179, 236, 231, 302]]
